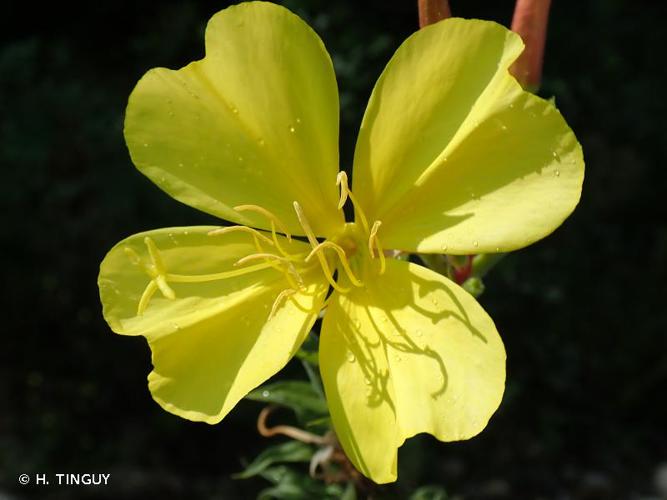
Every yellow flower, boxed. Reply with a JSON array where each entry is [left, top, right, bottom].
[[98, 2, 583, 483]]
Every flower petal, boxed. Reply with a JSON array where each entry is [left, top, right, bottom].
[[125, 2, 343, 237], [353, 18, 584, 253], [319, 259, 505, 483], [99, 226, 328, 423]]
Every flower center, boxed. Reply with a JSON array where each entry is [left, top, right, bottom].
[[124, 172, 385, 317]]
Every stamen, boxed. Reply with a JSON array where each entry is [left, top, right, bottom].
[[155, 275, 176, 299], [235, 252, 304, 288], [166, 261, 277, 283], [369, 220, 386, 275], [144, 237, 166, 275], [293, 201, 349, 294], [306, 241, 363, 287], [208, 226, 275, 247], [269, 288, 297, 320], [336, 171, 369, 234], [124, 247, 142, 266], [234, 205, 292, 241], [235, 205, 293, 257], [235, 253, 294, 266], [137, 280, 158, 315]]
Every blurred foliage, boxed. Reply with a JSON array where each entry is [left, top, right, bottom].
[[1, 0, 666, 498]]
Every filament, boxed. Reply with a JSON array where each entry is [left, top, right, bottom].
[[293, 201, 349, 294], [336, 171, 369, 234], [306, 241, 363, 287], [137, 280, 158, 315], [166, 261, 277, 283]]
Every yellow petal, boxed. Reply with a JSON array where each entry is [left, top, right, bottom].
[[319, 258, 505, 483], [353, 18, 584, 253], [125, 3, 343, 237], [98, 226, 328, 423]]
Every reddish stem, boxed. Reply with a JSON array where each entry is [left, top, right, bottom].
[[510, 0, 552, 91], [452, 255, 474, 284], [418, 0, 452, 28]]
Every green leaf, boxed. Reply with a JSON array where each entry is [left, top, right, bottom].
[[234, 441, 314, 479], [258, 466, 344, 499], [246, 380, 329, 424], [409, 485, 448, 500]]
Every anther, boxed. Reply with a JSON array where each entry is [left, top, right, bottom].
[[369, 220, 386, 275], [335, 171, 369, 234], [269, 288, 297, 320], [208, 226, 275, 247], [234, 205, 292, 241]]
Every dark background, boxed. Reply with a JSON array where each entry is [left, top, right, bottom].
[[1, 0, 666, 498]]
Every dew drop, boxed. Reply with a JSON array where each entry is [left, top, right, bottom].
[[364, 377, 371, 385], [178, 162, 184, 168], [257, 138, 265, 146], [431, 297, 438, 306], [172, 323, 180, 331], [354, 319, 361, 329], [238, 156, 244, 163], [495, 247, 500, 253], [232, 107, 239, 114], [501, 124, 508, 131], [416, 329, 423, 337], [346, 352, 356, 363], [509, 103, 515, 109], [394, 354, 402, 362], [441, 244, 448, 252], [289, 125, 296, 133], [295, 117, 302, 124], [473, 240, 479, 247], [143, 143, 148, 148], [262, 390, 270, 398], [183, 230, 189, 236], [555, 169, 560, 177], [552, 151, 561, 162]]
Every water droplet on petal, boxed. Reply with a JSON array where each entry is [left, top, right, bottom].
[[431, 297, 438, 306], [441, 244, 448, 252], [501, 124, 508, 131], [555, 169, 560, 177], [346, 352, 356, 363], [552, 151, 561, 162], [232, 107, 239, 114], [495, 247, 500, 253], [364, 377, 371, 385], [238, 156, 244, 163], [258, 138, 265, 146], [416, 329, 423, 337], [178, 162, 184, 168], [289, 125, 296, 133], [143, 143, 148, 148], [473, 240, 479, 247], [509, 103, 515, 109], [262, 390, 270, 398], [295, 117, 302, 124], [172, 323, 180, 331]]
